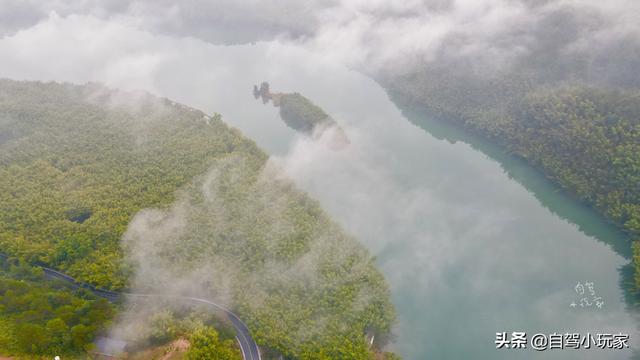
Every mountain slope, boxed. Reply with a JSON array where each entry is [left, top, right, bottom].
[[0, 79, 395, 359]]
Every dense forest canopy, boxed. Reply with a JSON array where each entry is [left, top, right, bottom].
[[0, 259, 114, 356], [0, 79, 254, 289], [0, 79, 396, 359]]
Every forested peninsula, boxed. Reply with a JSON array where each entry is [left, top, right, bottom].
[[0, 79, 396, 359], [253, 82, 350, 149]]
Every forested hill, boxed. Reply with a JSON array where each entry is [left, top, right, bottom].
[[380, 70, 640, 287], [0, 79, 396, 359], [0, 79, 258, 289]]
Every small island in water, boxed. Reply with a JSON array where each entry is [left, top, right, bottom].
[[253, 82, 350, 150]]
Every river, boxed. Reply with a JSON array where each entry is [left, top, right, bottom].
[[1, 18, 638, 359]]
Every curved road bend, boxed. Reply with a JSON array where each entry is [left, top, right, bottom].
[[125, 294, 261, 360], [0, 253, 261, 360]]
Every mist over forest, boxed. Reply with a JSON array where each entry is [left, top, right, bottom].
[[0, 1, 638, 359]]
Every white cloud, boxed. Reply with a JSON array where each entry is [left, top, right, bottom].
[[3, 0, 639, 75]]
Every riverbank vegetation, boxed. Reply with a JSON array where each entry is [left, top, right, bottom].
[[382, 68, 640, 289], [0, 79, 396, 358]]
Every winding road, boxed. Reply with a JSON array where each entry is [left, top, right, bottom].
[[0, 253, 261, 360]]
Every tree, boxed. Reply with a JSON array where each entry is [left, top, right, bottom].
[[15, 323, 47, 354], [46, 318, 70, 352], [187, 327, 241, 360], [70, 324, 93, 351]]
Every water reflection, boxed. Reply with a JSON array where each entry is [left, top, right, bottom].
[[384, 88, 640, 359], [385, 89, 632, 260]]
